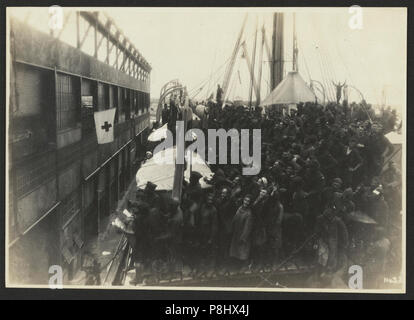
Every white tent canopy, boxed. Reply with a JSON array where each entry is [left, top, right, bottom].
[[261, 71, 316, 106], [148, 123, 198, 142], [148, 123, 169, 142], [136, 146, 213, 191]]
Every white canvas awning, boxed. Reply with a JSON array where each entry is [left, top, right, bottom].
[[136, 146, 213, 191], [148, 123, 169, 142], [261, 71, 316, 106], [148, 123, 198, 142]]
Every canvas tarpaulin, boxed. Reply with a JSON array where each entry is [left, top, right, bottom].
[[136, 146, 213, 191]]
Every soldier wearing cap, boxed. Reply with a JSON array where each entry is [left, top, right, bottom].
[[315, 198, 349, 274], [142, 181, 162, 210], [195, 192, 218, 276], [163, 197, 184, 277], [230, 194, 254, 271]]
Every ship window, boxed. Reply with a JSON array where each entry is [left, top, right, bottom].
[[81, 78, 96, 134], [56, 73, 80, 130], [97, 82, 109, 111]]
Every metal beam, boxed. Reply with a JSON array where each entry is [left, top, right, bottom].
[[94, 12, 98, 58], [114, 33, 120, 69], [120, 46, 127, 71], [76, 11, 80, 48], [108, 40, 116, 56], [56, 11, 73, 39], [106, 29, 110, 64], [96, 30, 106, 56], [78, 21, 92, 50], [80, 11, 151, 72]]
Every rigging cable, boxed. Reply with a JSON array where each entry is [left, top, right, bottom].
[[325, 46, 338, 82], [224, 52, 243, 102], [318, 27, 339, 101], [332, 38, 373, 122], [312, 22, 335, 102], [316, 46, 333, 102], [206, 49, 218, 100], [321, 47, 335, 85], [297, 40, 312, 83], [342, 33, 381, 106], [320, 47, 337, 101], [309, 16, 333, 102], [321, 48, 337, 102], [188, 54, 233, 96], [335, 40, 355, 88], [192, 63, 228, 100], [188, 30, 260, 99]]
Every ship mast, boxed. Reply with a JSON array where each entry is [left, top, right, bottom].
[[248, 17, 259, 110], [271, 12, 284, 90], [292, 12, 298, 72], [222, 14, 248, 103], [256, 24, 265, 107]]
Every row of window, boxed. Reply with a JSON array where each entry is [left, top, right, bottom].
[[11, 61, 150, 163], [56, 72, 150, 131]]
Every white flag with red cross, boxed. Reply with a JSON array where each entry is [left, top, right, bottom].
[[94, 108, 116, 144]]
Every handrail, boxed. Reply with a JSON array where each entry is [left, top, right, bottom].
[[102, 234, 127, 285]]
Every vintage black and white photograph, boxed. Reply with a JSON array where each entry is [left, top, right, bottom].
[[5, 6, 406, 292]]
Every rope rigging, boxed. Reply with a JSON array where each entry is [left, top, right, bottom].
[[325, 46, 338, 83], [187, 54, 233, 96], [189, 29, 261, 102], [309, 17, 332, 102], [315, 40, 336, 101], [298, 40, 312, 84], [226, 53, 243, 101], [321, 48, 337, 94], [192, 64, 228, 100], [321, 50, 337, 102], [315, 46, 332, 102], [206, 49, 218, 100], [335, 40, 355, 88]]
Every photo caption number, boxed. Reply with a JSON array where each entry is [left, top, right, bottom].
[[209, 305, 250, 317]]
